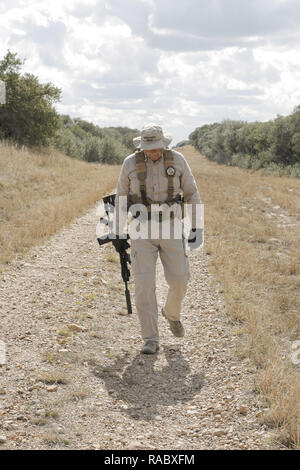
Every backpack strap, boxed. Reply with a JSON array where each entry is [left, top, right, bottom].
[[134, 149, 175, 204], [134, 150, 148, 206], [163, 149, 175, 201]]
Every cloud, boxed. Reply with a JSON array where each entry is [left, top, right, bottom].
[[92, 0, 300, 53], [19, 21, 67, 67], [218, 49, 281, 84], [97, 0, 151, 37], [63, 79, 157, 106], [0, 0, 300, 144], [149, 0, 300, 50]]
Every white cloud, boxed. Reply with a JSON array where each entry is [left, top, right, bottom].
[[0, 0, 300, 143]]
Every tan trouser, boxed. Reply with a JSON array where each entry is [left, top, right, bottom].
[[131, 234, 190, 342]]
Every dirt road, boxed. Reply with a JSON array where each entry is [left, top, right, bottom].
[[0, 202, 283, 449]]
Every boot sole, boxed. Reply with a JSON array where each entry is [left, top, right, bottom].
[[141, 344, 160, 354]]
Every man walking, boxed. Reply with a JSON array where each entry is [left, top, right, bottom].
[[112, 124, 202, 354]]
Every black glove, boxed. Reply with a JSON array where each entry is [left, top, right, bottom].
[[112, 235, 130, 253], [188, 228, 203, 250]]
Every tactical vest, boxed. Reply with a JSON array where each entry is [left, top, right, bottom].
[[128, 149, 184, 219]]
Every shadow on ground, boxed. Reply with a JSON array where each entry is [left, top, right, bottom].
[[91, 344, 205, 421]]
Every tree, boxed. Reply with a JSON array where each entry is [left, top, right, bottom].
[[0, 50, 61, 147], [270, 115, 294, 165], [84, 135, 103, 162], [290, 105, 300, 161], [74, 118, 104, 139], [99, 136, 128, 164]]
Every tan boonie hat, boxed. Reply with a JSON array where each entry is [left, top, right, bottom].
[[133, 123, 173, 150]]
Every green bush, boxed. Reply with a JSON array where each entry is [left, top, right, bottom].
[[254, 150, 275, 169], [80, 135, 129, 164], [290, 163, 300, 177], [231, 153, 253, 169], [51, 127, 85, 160], [189, 105, 300, 177], [52, 115, 138, 165], [84, 136, 103, 162], [98, 136, 128, 164]]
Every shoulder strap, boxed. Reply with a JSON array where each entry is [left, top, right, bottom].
[[135, 149, 175, 204], [134, 150, 148, 205], [163, 149, 174, 201]]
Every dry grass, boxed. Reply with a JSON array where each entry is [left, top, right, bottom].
[[0, 140, 119, 269], [181, 146, 300, 449], [37, 371, 70, 385], [1, 140, 299, 447]]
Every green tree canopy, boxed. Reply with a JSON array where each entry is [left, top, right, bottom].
[[189, 107, 300, 176], [0, 50, 61, 147]]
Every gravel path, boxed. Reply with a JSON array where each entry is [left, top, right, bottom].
[[0, 202, 283, 450]]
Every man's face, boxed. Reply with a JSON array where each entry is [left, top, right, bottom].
[[144, 148, 163, 161]]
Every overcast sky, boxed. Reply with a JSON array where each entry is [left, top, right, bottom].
[[1, 0, 300, 144]]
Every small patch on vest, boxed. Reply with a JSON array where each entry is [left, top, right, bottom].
[[166, 166, 175, 176]]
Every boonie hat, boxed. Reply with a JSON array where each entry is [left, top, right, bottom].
[[133, 123, 173, 150]]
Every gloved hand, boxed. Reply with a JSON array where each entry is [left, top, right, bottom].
[[188, 228, 203, 250], [112, 235, 130, 253]]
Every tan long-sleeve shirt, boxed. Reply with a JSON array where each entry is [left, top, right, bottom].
[[117, 149, 200, 202], [115, 149, 201, 232]]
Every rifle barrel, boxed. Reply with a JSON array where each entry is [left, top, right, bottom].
[[125, 282, 132, 314]]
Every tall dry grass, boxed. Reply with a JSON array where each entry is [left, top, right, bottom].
[[182, 145, 300, 449], [0, 141, 120, 269]]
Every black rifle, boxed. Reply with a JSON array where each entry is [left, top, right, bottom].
[[97, 194, 132, 315]]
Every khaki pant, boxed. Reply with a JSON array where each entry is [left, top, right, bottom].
[[131, 234, 190, 342]]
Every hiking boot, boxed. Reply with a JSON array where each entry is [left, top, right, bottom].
[[141, 340, 159, 355], [162, 308, 185, 338]]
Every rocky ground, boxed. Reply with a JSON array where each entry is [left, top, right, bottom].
[[0, 202, 284, 450]]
